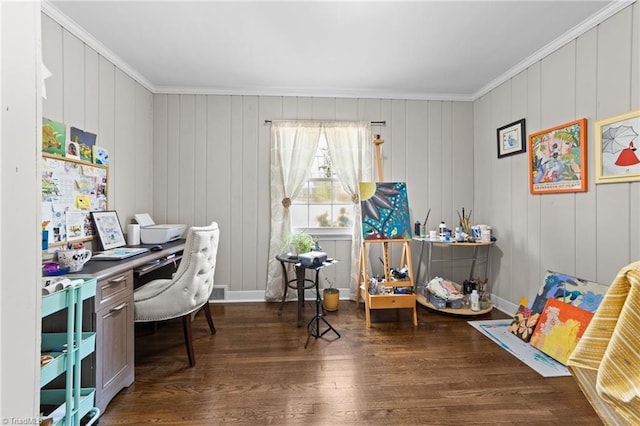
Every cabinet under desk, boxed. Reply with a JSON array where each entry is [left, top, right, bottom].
[[46, 238, 185, 414]]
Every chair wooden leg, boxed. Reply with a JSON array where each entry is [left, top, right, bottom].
[[203, 302, 216, 334], [182, 314, 196, 367]]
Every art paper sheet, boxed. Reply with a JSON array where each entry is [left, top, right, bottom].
[[469, 319, 570, 377]]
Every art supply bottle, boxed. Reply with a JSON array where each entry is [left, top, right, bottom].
[[414, 220, 421, 237], [439, 221, 447, 240], [470, 289, 480, 311], [454, 226, 463, 242]]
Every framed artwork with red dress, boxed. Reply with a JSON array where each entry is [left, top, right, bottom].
[[594, 110, 640, 184]]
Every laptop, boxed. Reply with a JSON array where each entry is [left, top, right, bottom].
[[92, 247, 149, 261]]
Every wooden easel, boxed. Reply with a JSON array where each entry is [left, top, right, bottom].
[[358, 135, 417, 327]]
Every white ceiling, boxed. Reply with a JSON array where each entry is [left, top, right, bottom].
[[45, 0, 627, 101]]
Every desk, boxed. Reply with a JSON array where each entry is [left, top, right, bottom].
[[77, 239, 185, 283], [47, 239, 185, 414]]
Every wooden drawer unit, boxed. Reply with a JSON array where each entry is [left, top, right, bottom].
[[367, 292, 416, 309], [94, 270, 135, 413], [96, 271, 132, 309]]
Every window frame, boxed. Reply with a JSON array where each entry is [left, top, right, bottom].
[[290, 136, 354, 237]]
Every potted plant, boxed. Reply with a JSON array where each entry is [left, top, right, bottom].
[[282, 231, 315, 256], [322, 276, 340, 312]]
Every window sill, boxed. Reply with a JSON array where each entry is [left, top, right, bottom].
[[294, 228, 353, 241]]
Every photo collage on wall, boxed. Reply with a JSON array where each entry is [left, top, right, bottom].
[[42, 118, 110, 247], [42, 156, 108, 246]]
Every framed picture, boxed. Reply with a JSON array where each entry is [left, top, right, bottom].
[[497, 118, 526, 158], [90, 210, 126, 250], [594, 110, 640, 184], [66, 141, 80, 160], [528, 118, 588, 194]]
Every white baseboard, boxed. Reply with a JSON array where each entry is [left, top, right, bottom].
[[210, 288, 518, 318], [490, 293, 518, 316], [209, 287, 352, 303]]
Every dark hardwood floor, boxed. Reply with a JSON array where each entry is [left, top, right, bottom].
[[97, 301, 601, 425]]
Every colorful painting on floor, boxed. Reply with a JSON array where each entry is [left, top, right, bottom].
[[508, 304, 540, 342], [530, 271, 608, 315], [529, 298, 594, 365], [359, 182, 411, 240]]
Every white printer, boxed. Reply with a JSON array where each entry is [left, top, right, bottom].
[[134, 213, 186, 245]]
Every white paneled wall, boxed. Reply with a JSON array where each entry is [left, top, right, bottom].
[[474, 2, 640, 314], [42, 13, 154, 238], [1, 1, 41, 418], [41, 2, 639, 311], [152, 95, 475, 295]]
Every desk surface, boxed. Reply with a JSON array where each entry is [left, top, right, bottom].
[[67, 239, 186, 281]]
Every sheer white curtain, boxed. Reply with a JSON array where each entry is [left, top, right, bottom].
[[265, 121, 322, 301], [324, 121, 373, 299]]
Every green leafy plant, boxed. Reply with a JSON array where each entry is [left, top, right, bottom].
[[282, 231, 315, 255]]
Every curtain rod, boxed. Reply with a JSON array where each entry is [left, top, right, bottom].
[[264, 120, 386, 126]]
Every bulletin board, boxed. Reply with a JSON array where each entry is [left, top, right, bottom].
[[42, 153, 109, 247]]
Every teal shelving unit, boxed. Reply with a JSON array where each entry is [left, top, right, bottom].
[[41, 278, 100, 426]]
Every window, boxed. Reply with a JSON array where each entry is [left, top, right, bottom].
[[290, 135, 353, 235]]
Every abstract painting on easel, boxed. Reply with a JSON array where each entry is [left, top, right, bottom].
[[359, 182, 411, 240]]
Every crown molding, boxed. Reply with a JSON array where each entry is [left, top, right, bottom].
[[42, 0, 634, 102], [153, 85, 474, 102], [41, 1, 157, 93], [40, 0, 470, 101], [472, 0, 636, 101]]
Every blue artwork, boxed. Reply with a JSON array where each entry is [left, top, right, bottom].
[[92, 146, 109, 165], [530, 271, 607, 315], [359, 182, 411, 240]]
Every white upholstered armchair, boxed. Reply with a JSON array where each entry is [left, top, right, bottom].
[[134, 222, 220, 367]]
